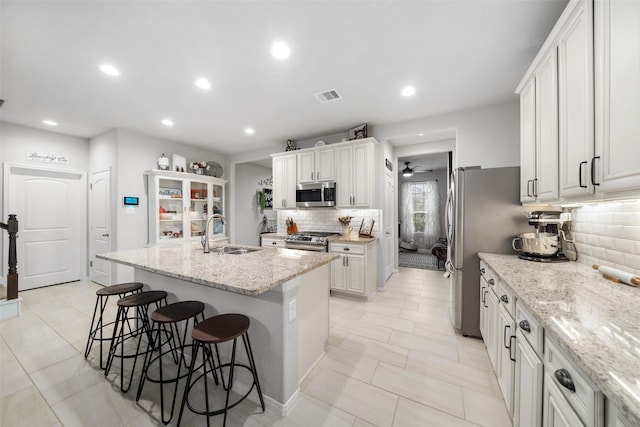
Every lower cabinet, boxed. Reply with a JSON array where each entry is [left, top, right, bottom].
[[330, 241, 377, 300], [497, 303, 516, 416], [260, 236, 286, 248], [514, 328, 544, 427], [544, 376, 585, 427]]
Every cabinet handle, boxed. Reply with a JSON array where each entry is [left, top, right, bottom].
[[579, 161, 588, 188], [480, 267, 486, 274], [504, 324, 511, 349], [272, 241, 277, 245], [509, 335, 517, 361], [526, 180, 532, 197], [533, 178, 538, 197], [554, 368, 576, 392], [102, 233, 110, 238], [343, 247, 350, 251], [500, 294, 509, 303], [519, 320, 531, 333], [483, 290, 489, 308], [343, 256, 346, 267], [481, 287, 486, 304], [591, 156, 600, 186], [488, 278, 495, 286], [346, 256, 349, 267]]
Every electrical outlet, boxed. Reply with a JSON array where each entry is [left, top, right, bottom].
[[288, 299, 297, 322]]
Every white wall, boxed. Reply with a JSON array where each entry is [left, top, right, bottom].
[[373, 100, 519, 169], [1, 121, 90, 281], [234, 162, 273, 246]]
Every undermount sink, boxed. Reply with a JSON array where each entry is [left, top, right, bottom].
[[214, 246, 261, 255]]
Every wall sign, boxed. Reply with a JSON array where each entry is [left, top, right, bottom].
[[26, 152, 69, 164], [385, 158, 393, 171]]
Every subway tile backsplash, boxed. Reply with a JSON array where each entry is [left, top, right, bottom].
[[569, 200, 640, 276], [276, 209, 380, 235]]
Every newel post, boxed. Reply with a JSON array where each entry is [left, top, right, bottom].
[[1, 214, 19, 300]]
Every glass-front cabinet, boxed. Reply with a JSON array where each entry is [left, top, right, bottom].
[[146, 170, 226, 244]]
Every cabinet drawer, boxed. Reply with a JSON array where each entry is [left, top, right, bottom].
[[515, 302, 544, 357], [545, 336, 603, 427], [330, 243, 365, 255], [261, 238, 286, 248], [480, 261, 498, 293], [497, 281, 516, 317]]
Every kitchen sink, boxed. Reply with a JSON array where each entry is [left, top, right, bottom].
[[214, 246, 261, 255]]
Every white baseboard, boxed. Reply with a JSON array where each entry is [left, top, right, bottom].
[[0, 297, 22, 321]]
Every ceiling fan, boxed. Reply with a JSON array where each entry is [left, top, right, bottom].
[[402, 162, 432, 177]]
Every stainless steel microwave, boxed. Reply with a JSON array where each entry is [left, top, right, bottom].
[[296, 182, 336, 208]]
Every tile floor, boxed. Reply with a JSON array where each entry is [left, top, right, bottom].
[[0, 267, 511, 426]]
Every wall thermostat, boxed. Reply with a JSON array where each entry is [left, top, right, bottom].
[[123, 196, 139, 206]]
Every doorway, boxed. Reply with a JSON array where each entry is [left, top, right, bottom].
[[4, 164, 86, 290], [90, 169, 111, 285]]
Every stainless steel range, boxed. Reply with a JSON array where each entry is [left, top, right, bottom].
[[284, 232, 338, 252]]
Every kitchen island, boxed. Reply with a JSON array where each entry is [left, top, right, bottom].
[[97, 242, 338, 415]]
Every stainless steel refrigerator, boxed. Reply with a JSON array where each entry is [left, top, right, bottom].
[[445, 166, 526, 337]]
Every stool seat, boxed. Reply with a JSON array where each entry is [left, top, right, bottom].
[[192, 314, 249, 344], [96, 281, 143, 296], [151, 301, 205, 324], [118, 290, 167, 307]]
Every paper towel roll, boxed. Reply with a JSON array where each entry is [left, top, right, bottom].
[[593, 265, 640, 286]]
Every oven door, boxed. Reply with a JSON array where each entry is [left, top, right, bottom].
[[285, 242, 327, 252]]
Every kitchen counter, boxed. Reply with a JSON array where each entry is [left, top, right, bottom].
[[97, 242, 337, 295], [478, 253, 640, 425], [329, 233, 377, 244]]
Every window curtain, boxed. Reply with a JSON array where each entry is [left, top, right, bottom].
[[400, 181, 440, 247]]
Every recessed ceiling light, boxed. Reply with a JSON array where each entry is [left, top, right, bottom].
[[401, 86, 416, 97], [244, 128, 255, 135], [271, 42, 290, 60], [195, 78, 211, 90], [418, 133, 424, 136], [99, 64, 120, 76], [42, 119, 58, 126], [161, 119, 174, 127]]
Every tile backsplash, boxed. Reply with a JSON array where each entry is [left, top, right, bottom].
[[277, 209, 380, 235], [569, 200, 640, 276]]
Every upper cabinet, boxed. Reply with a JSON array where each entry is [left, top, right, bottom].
[[335, 139, 377, 208], [297, 147, 335, 184], [594, 0, 640, 196], [272, 153, 297, 209], [518, 0, 640, 203], [146, 170, 226, 244]]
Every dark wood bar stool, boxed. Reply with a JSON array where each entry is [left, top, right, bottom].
[[177, 313, 265, 427], [104, 290, 168, 393], [136, 301, 206, 424], [84, 282, 144, 369]]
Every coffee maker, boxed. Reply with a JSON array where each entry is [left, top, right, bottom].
[[512, 211, 573, 262]]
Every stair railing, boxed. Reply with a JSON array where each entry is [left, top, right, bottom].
[[0, 214, 18, 299]]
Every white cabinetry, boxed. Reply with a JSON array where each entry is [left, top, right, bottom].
[[272, 153, 297, 209], [297, 147, 335, 184], [260, 236, 286, 248], [514, 303, 544, 427], [146, 170, 226, 244], [545, 378, 585, 427], [518, 47, 559, 203], [330, 241, 377, 300], [496, 283, 517, 418], [335, 139, 376, 208], [594, 0, 640, 196], [559, 0, 595, 198], [479, 262, 499, 371]]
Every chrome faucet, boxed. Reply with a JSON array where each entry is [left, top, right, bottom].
[[201, 214, 225, 253]]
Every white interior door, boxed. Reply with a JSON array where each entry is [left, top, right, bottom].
[[384, 173, 394, 279], [6, 166, 85, 290], [90, 169, 111, 285]]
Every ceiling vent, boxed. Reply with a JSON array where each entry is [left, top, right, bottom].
[[314, 89, 342, 103]]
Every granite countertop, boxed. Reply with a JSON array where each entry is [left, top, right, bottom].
[[97, 242, 338, 296], [478, 253, 640, 425], [329, 234, 377, 244], [259, 232, 287, 239]]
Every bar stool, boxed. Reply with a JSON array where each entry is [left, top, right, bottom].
[[136, 301, 206, 424], [84, 282, 143, 369], [177, 313, 265, 427], [105, 290, 168, 393]]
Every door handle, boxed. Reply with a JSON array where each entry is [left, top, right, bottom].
[[504, 324, 511, 349], [102, 233, 110, 237], [483, 290, 488, 308], [519, 320, 531, 333], [533, 178, 538, 197], [579, 161, 588, 188], [591, 156, 600, 186], [526, 179, 532, 197], [509, 335, 516, 361], [500, 294, 509, 303], [554, 368, 576, 392]]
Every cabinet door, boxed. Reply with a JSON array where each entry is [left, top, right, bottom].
[[297, 151, 315, 184], [188, 179, 209, 240], [346, 255, 365, 293], [514, 334, 544, 427], [559, 0, 594, 198], [535, 48, 559, 202], [284, 154, 297, 208], [520, 79, 537, 203], [315, 148, 335, 182], [330, 256, 346, 291], [479, 279, 488, 338], [335, 146, 354, 207], [595, 0, 640, 194], [497, 305, 516, 417], [352, 143, 371, 207], [544, 375, 585, 427], [208, 181, 225, 239], [156, 177, 187, 243], [486, 289, 499, 371], [273, 154, 296, 209]]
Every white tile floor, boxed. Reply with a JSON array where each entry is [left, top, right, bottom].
[[0, 267, 511, 426]]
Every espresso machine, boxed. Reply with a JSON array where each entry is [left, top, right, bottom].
[[512, 211, 574, 262]]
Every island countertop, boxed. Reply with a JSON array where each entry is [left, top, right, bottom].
[[97, 242, 338, 296], [478, 253, 640, 425]]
